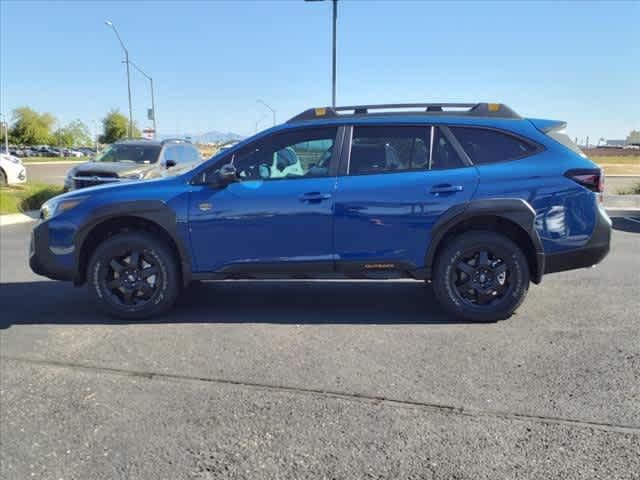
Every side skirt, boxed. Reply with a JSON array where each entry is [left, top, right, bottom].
[[191, 261, 426, 281]]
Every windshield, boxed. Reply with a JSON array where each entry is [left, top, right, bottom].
[[95, 144, 161, 163]]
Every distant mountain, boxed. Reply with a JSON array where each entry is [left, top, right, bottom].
[[159, 130, 244, 144]]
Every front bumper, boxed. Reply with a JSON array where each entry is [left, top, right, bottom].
[[4, 162, 27, 184], [544, 204, 612, 274], [29, 221, 76, 282]]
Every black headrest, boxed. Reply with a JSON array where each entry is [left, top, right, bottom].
[[350, 144, 387, 174]]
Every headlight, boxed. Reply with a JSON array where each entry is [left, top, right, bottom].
[[41, 196, 88, 220]]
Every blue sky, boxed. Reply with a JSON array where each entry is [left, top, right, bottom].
[[1, 0, 638, 141]]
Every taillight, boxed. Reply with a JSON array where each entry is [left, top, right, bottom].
[[565, 168, 604, 194]]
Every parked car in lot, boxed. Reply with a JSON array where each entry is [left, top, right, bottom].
[[64, 138, 201, 191], [0, 153, 27, 185], [62, 148, 85, 158], [76, 147, 97, 157], [30, 102, 611, 321]]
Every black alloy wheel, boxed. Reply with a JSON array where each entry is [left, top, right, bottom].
[[433, 231, 530, 322], [88, 232, 180, 319], [104, 249, 161, 308]]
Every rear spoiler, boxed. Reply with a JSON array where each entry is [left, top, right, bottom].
[[528, 118, 567, 133]]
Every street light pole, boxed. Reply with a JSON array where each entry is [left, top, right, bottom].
[[105, 21, 134, 138], [256, 99, 276, 126], [0, 113, 9, 154], [305, 0, 338, 108], [255, 114, 268, 134], [129, 60, 157, 135], [331, 0, 337, 108]]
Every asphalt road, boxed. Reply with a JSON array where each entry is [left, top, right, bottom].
[[1, 215, 639, 479], [23, 161, 78, 185]]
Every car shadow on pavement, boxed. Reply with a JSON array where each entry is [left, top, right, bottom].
[[612, 216, 640, 234], [0, 280, 469, 329]]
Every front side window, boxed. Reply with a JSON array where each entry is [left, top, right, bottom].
[[449, 126, 537, 164], [95, 144, 161, 163], [231, 127, 338, 181]]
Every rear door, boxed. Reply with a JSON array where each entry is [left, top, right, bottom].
[[333, 124, 478, 275]]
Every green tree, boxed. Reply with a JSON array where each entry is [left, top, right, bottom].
[[626, 130, 640, 145], [100, 109, 140, 144], [53, 120, 92, 147], [52, 127, 74, 148], [9, 107, 56, 145]]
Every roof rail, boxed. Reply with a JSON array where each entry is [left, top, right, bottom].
[[287, 103, 521, 122]]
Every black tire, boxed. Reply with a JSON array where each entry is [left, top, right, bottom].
[[87, 232, 181, 319], [0, 169, 6, 186], [432, 231, 530, 322]]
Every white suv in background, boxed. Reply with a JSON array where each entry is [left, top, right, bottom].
[[0, 153, 27, 185]]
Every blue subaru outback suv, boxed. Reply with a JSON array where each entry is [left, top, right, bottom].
[[30, 103, 611, 322]]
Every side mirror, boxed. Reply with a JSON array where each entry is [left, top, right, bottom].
[[216, 163, 238, 186], [166, 159, 177, 169]]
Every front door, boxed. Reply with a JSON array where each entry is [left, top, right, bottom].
[[333, 124, 478, 274], [189, 127, 340, 273]]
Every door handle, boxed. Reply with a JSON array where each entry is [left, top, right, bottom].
[[429, 184, 464, 195], [299, 192, 332, 203]]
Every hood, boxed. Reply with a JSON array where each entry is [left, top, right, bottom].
[[72, 161, 155, 178]]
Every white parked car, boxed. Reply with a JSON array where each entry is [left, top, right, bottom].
[[0, 153, 27, 185]]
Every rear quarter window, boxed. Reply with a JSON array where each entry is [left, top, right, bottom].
[[450, 126, 538, 165]]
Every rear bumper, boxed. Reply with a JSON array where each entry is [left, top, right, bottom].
[[544, 205, 611, 274], [29, 221, 76, 282]]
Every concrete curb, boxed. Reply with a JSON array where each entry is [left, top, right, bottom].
[[0, 210, 39, 227]]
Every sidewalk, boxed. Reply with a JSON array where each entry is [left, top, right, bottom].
[[0, 210, 39, 226]]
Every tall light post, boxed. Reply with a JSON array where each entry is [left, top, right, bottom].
[[105, 20, 134, 138], [254, 114, 268, 134], [129, 60, 157, 136], [257, 99, 276, 126], [92, 119, 100, 153], [305, 0, 338, 108], [0, 112, 9, 154]]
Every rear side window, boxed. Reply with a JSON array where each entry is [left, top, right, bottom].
[[348, 126, 465, 175], [349, 126, 429, 175], [431, 127, 465, 170], [547, 130, 587, 158], [450, 127, 537, 164]]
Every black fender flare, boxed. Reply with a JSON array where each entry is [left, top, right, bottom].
[[74, 200, 192, 286], [424, 198, 544, 283]]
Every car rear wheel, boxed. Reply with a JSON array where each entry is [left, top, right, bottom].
[[88, 232, 180, 319], [0, 169, 6, 185], [432, 231, 530, 322]]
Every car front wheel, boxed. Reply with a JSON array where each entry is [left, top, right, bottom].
[[88, 232, 180, 319], [432, 231, 530, 322]]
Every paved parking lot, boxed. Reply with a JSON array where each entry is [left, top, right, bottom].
[[23, 161, 80, 186], [1, 215, 639, 479]]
